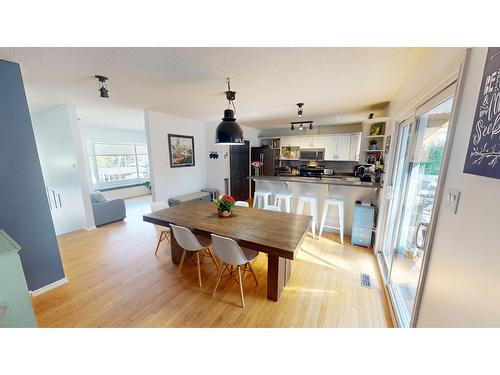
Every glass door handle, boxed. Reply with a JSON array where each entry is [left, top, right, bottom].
[[415, 223, 428, 249]]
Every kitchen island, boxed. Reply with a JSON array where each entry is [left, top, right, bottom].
[[250, 175, 381, 238]]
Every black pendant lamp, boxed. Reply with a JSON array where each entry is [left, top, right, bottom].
[[215, 78, 244, 145]]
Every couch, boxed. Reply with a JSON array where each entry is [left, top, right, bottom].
[[90, 192, 126, 226]]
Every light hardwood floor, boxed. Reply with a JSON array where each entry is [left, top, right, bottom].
[[32, 196, 393, 328]]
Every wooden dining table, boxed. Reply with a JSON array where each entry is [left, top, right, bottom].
[[143, 200, 311, 301]]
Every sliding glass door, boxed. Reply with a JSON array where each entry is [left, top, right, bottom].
[[382, 83, 456, 327]]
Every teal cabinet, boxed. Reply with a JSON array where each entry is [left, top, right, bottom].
[[0, 230, 37, 328]]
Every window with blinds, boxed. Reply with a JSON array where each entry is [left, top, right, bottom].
[[87, 142, 150, 187]]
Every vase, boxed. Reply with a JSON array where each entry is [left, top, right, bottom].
[[218, 210, 231, 218], [255, 168, 260, 176]]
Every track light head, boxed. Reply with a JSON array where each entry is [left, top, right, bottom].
[[98, 86, 109, 98]]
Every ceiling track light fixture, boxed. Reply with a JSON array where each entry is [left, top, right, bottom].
[[291, 120, 313, 131], [290, 102, 313, 131], [214, 77, 244, 145], [95, 75, 109, 98]]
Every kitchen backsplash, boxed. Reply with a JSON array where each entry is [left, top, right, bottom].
[[280, 160, 359, 174], [323, 161, 359, 173]]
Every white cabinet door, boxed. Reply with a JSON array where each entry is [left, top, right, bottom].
[[311, 136, 326, 149], [336, 134, 351, 160], [281, 136, 301, 147], [298, 136, 311, 148], [324, 135, 338, 160], [280, 137, 290, 147], [349, 132, 362, 161]]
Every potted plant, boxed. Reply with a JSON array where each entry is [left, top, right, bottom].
[[251, 161, 263, 176], [214, 195, 236, 217]]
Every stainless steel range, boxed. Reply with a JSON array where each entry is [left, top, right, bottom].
[[299, 167, 324, 177]]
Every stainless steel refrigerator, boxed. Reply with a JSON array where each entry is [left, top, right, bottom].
[[250, 147, 278, 196]]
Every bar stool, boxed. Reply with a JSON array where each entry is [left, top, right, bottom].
[[234, 201, 249, 207], [253, 191, 272, 209], [319, 197, 344, 244], [296, 195, 318, 239], [263, 204, 281, 212], [274, 192, 293, 213]]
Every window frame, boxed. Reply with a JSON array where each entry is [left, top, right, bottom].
[[87, 141, 150, 189]]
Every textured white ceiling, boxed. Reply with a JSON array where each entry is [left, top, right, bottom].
[[0, 47, 427, 129], [75, 105, 145, 131]]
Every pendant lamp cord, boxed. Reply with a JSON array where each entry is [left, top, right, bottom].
[[226, 77, 236, 115]]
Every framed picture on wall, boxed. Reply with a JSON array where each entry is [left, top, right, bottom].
[[168, 134, 195, 168], [385, 135, 391, 155]]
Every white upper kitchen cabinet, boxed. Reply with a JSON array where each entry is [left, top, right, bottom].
[[324, 135, 338, 160], [311, 136, 326, 149], [280, 136, 301, 147], [336, 134, 351, 160], [349, 132, 362, 161], [281, 133, 361, 161], [297, 137, 310, 149]]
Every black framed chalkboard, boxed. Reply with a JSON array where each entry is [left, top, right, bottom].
[[463, 47, 500, 180]]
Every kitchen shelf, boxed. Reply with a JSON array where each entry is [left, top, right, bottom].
[[365, 135, 385, 138], [364, 149, 384, 152]]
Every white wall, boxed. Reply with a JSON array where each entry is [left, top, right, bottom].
[[415, 48, 500, 327], [80, 125, 150, 199], [205, 122, 260, 196], [32, 105, 94, 234], [145, 112, 260, 202], [145, 111, 208, 202], [389, 48, 465, 124], [79, 126, 147, 144]]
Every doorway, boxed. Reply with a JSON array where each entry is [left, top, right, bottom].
[[229, 141, 250, 201], [381, 83, 457, 327]]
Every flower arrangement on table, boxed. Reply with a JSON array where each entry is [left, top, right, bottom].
[[214, 195, 236, 217], [251, 161, 263, 176]]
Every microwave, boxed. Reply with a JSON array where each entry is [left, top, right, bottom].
[[299, 148, 325, 161]]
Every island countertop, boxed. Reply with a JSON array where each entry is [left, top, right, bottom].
[[250, 175, 382, 189]]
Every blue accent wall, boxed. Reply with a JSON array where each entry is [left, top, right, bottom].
[[0, 59, 65, 291]]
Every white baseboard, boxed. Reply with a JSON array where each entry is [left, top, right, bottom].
[[29, 277, 68, 297], [84, 225, 97, 231]]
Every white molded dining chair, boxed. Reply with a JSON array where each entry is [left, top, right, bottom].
[[170, 224, 219, 287], [211, 233, 259, 308], [150, 200, 171, 255], [234, 201, 249, 207]]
